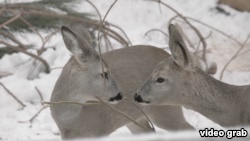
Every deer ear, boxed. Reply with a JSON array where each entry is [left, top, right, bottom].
[[61, 26, 99, 62], [168, 24, 193, 69], [61, 26, 82, 55]]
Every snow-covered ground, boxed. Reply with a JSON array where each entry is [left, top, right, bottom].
[[0, 0, 250, 140]]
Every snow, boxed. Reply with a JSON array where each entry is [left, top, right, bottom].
[[0, 0, 250, 140]]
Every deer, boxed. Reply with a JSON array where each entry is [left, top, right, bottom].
[[50, 23, 216, 139], [135, 24, 250, 127]]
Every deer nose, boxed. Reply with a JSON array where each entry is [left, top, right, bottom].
[[134, 93, 143, 102], [109, 92, 123, 102]]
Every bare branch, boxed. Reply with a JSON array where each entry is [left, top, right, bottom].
[[96, 97, 153, 132], [35, 86, 44, 105], [0, 13, 21, 29], [97, 0, 118, 48], [107, 23, 132, 46], [86, 0, 102, 22], [50, 67, 63, 71], [220, 34, 250, 80], [144, 28, 169, 38], [37, 29, 60, 56], [167, 15, 178, 27], [96, 0, 118, 98], [18, 16, 44, 43], [238, 44, 250, 57], [147, 0, 207, 64], [19, 105, 49, 123], [43, 101, 102, 106], [0, 40, 50, 73], [0, 30, 28, 49], [0, 82, 26, 108], [125, 98, 155, 131], [4, 8, 129, 47], [186, 16, 242, 46], [195, 31, 213, 54]]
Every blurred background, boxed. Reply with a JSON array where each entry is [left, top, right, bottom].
[[0, 0, 249, 140]]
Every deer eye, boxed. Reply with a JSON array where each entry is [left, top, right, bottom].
[[101, 72, 109, 79], [156, 77, 165, 83]]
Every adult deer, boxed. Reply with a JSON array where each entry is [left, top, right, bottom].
[[50, 23, 216, 139], [135, 24, 250, 127]]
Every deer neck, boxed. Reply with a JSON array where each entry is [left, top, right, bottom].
[[182, 69, 245, 126]]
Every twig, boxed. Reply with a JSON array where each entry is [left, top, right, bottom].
[[219, 34, 250, 80], [86, 0, 102, 22], [18, 16, 44, 46], [105, 34, 113, 50], [96, 0, 118, 97], [144, 28, 169, 38], [102, 26, 128, 46], [0, 13, 21, 29], [147, 0, 207, 68], [195, 31, 213, 54], [238, 44, 250, 57], [37, 29, 60, 56], [95, 97, 153, 132], [125, 98, 155, 131], [50, 67, 63, 71], [103, 33, 111, 51], [19, 16, 44, 41], [35, 86, 44, 105], [2, 6, 129, 47], [186, 16, 242, 46], [19, 105, 49, 123], [107, 23, 132, 46], [0, 30, 28, 49], [43, 101, 102, 106], [167, 15, 179, 26], [97, 0, 118, 48], [0, 82, 26, 108], [0, 40, 50, 73]]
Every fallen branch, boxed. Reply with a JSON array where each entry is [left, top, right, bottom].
[[0, 82, 26, 108]]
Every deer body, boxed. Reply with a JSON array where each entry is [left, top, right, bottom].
[[50, 24, 192, 139], [135, 24, 250, 127]]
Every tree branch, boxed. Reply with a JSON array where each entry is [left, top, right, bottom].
[[0, 82, 26, 108], [96, 97, 153, 132], [0, 40, 50, 73], [219, 34, 250, 80]]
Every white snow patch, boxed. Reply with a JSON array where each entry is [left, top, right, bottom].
[[0, 0, 250, 140]]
